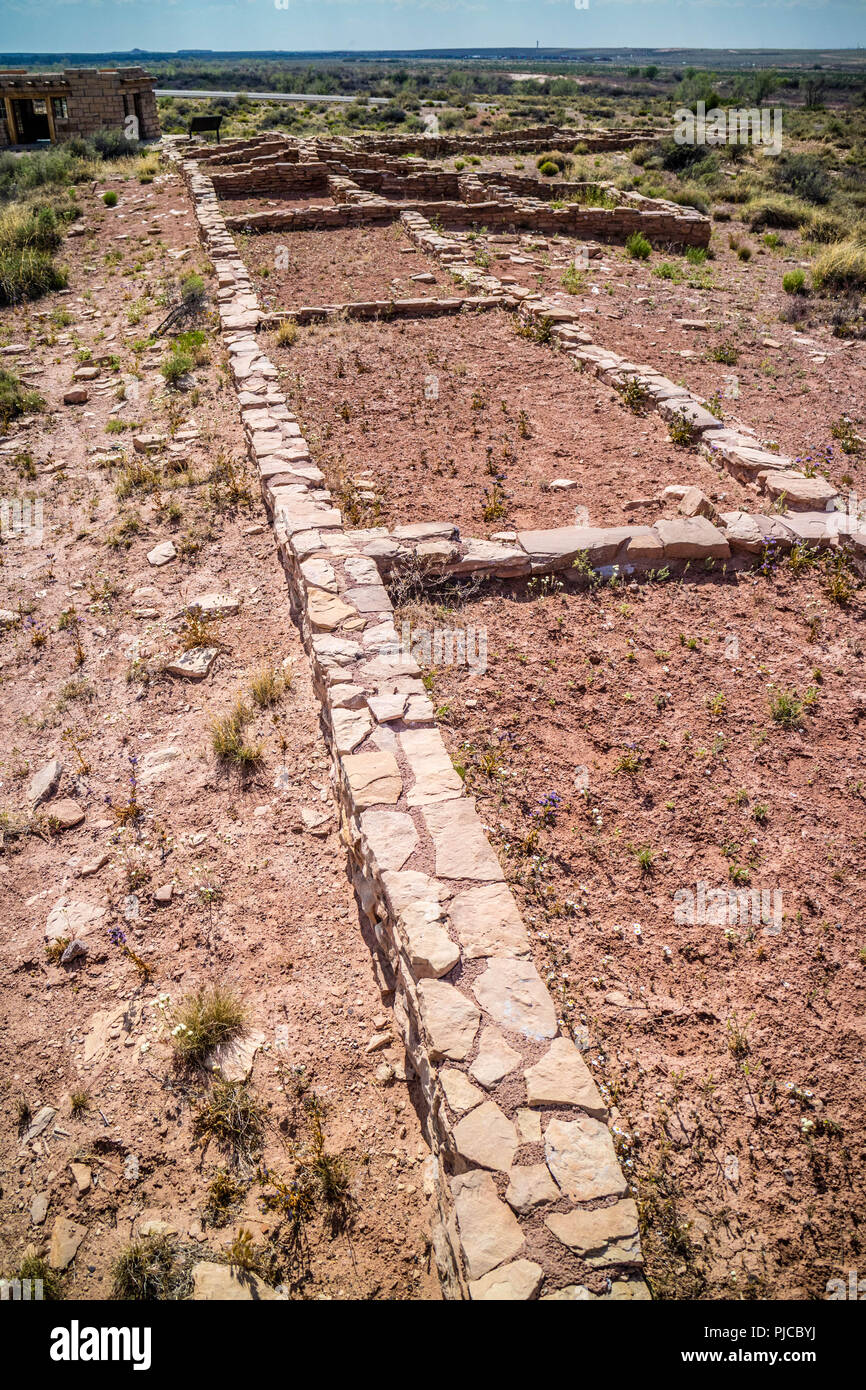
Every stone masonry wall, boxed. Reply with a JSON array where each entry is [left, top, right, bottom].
[[170, 141, 650, 1303]]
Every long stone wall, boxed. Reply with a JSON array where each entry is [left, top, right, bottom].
[[170, 141, 649, 1303]]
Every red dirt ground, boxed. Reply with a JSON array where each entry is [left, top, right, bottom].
[[410, 564, 866, 1299], [0, 169, 438, 1301], [272, 307, 757, 535]]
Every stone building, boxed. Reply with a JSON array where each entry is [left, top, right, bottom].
[[0, 67, 159, 147]]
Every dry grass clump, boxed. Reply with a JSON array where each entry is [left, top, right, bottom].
[[111, 1234, 191, 1300], [210, 699, 262, 767], [193, 1080, 265, 1165], [170, 984, 247, 1065], [249, 663, 288, 708], [811, 239, 866, 292]]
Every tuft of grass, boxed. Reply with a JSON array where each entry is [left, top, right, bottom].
[[203, 1169, 246, 1228], [249, 663, 286, 709], [275, 317, 298, 347], [210, 699, 262, 768], [782, 268, 808, 295], [193, 1080, 265, 1164], [18, 1251, 65, 1300], [70, 1090, 90, 1117], [102, 190, 119, 207], [769, 688, 804, 730], [111, 1235, 189, 1301], [811, 239, 866, 293], [170, 985, 247, 1066], [0, 367, 45, 428]]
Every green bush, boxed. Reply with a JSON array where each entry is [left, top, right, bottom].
[[538, 160, 559, 178], [0, 368, 45, 428], [102, 190, 119, 207], [745, 195, 810, 231], [626, 231, 652, 260], [161, 350, 193, 385], [772, 154, 832, 206], [782, 268, 807, 295]]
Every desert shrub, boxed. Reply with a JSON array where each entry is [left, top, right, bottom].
[[805, 211, 849, 244], [782, 268, 807, 295], [0, 247, 67, 305], [745, 194, 810, 231], [102, 190, 119, 207], [160, 349, 193, 385], [626, 231, 652, 260], [0, 368, 45, 427], [772, 154, 832, 205], [538, 160, 559, 178], [811, 239, 866, 292], [112, 1235, 188, 1301]]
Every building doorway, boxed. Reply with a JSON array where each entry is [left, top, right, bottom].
[[10, 98, 51, 143]]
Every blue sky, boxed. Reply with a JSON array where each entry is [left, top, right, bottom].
[[0, 1, 864, 55]]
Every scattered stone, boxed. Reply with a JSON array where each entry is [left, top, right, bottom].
[[46, 798, 85, 830], [147, 540, 177, 567], [205, 1030, 265, 1083], [678, 486, 718, 521], [22, 1106, 57, 1143], [516, 1108, 542, 1143], [46, 900, 104, 942], [69, 1163, 92, 1195], [191, 1262, 281, 1301], [187, 593, 239, 618], [48, 1215, 87, 1270], [60, 939, 87, 964], [30, 1193, 50, 1226], [153, 883, 174, 906], [165, 646, 218, 680], [63, 388, 89, 405], [29, 757, 62, 808]]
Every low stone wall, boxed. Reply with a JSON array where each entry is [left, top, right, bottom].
[[209, 160, 329, 199], [400, 209, 864, 545], [172, 144, 649, 1303]]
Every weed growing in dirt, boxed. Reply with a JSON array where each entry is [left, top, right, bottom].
[[667, 409, 696, 446], [0, 367, 45, 428], [112, 1234, 191, 1300], [626, 232, 652, 260], [70, 1091, 90, 1117], [171, 985, 247, 1066], [249, 664, 286, 708], [211, 700, 263, 768], [17, 1251, 64, 1300], [193, 1080, 265, 1165], [203, 1169, 247, 1227], [617, 377, 651, 413]]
